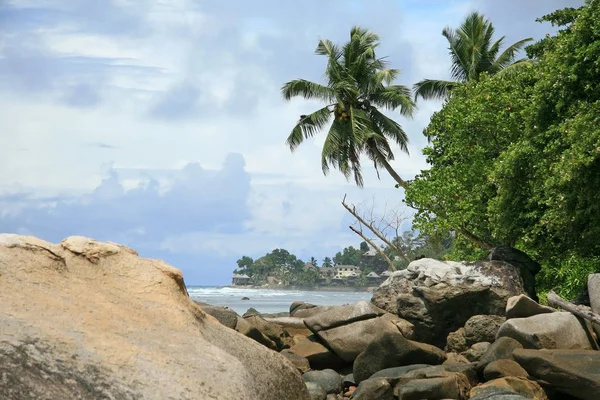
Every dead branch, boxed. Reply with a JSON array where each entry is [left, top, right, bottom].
[[348, 225, 395, 271], [342, 194, 410, 263], [547, 290, 600, 326]]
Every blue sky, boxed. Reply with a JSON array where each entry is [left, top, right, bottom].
[[0, 0, 582, 285]]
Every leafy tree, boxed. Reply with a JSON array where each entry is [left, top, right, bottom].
[[359, 241, 369, 252], [333, 245, 362, 266], [414, 12, 532, 101], [309, 256, 318, 267], [322, 257, 333, 268], [282, 26, 415, 188], [234, 256, 254, 274]]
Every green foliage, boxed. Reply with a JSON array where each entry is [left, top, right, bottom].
[[333, 245, 363, 266], [407, 0, 600, 295], [414, 11, 532, 100], [282, 26, 415, 187]]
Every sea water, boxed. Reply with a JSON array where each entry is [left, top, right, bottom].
[[187, 286, 372, 315]]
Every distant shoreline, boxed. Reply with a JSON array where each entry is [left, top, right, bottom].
[[221, 285, 376, 293]]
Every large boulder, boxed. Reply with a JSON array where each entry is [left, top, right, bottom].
[[505, 295, 555, 320], [469, 377, 547, 400], [304, 302, 413, 362], [372, 258, 526, 346], [513, 348, 600, 400], [488, 246, 540, 301], [0, 235, 309, 400], [287, 335, 348, 370], [496, 312, 593, 349], [588, 274, 600, 338]]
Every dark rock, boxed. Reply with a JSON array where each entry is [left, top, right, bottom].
[[305, 382, 327, 400], [281, 350, 311, 374], [505, 295, 555, 320], [294, 305, 334, 318], [291, 301, 315, 315], [368, 364, 431, 380], [463, 342, 491, 362], [353, 332, 446, 383], [488, 246, 540, 301], [303, 369, 342, 395], [476, 337, 524, 373], [444, 352, 471, 364], [342, 373, 356, 387], [496, 312, 593, 350], [241, 296, 250, 300], [234, 316, 277, 350], [350, 378, 393, 400], [372, 258, 526, 347], [196, 304, 238, 329], [243, 314, 292, 351], [465, 315, 506, 344], [446, 327, 469, 353], [513, 348, 600, 400], [288, 335, 349, 371], [304, 301, 385, 332], [469, 377, 547, 400], [483, 359, 529, 381], [393, 374, 471, 400], [588, 274, 600, 338]]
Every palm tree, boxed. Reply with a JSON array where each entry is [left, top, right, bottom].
[[414, 12, 533, 101], [282, 27, 415, 189]]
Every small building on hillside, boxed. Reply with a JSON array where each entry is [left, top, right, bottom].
[[319, 267, 335, 284], [380, 270, 393, 279], [366, 271, 382, 284], [232, 274, 251, 285], [363, 248, 378, 257], [334, 265, 360, 278]]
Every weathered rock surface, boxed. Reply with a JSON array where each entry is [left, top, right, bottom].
[[476, 337, 524, 373], [496, 312, 593, 349], [483, 359, 529, 381], [488, 246, 540, 301], [463, 342, 491, 362], [353, 332, 446, 383], [394, 374, 471, 400], [350, 377, 393, 400], [195, 303, 239, 329], [306, 308, 412, 362], [244, 314, 292, 351], [372, 258, 526, 346], [505, 295, 555, 320], [288, 334, 348, 370], [281, 350, 312, 373], [303, 369, 342, 394], [446, 327, 469, 353], [465, 315, 506, 344], [469, 377, 547, 400], [588, 274, 600, 338], [305, 382, 327, 400], [513, 348, 600, 400], [0, 234, 309, 400]]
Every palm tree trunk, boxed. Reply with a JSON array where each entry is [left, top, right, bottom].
[[377, 157, 409, 190]]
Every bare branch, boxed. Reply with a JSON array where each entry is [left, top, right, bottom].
[[349, 225, 395, 270], [547, 290, 600, 326]]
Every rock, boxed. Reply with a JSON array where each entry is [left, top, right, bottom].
[[304, 301, 386, 332], [196, 303, 239, 329], [265, 316, 313, 336], [476, 337, 524, 373], [368, 364, 432, 380], [326, 395, 338, 400], [394, 374, 471, 400], [291, 301, 314, 315], [281, 350, 312, 373], [465, 315, 506, 345], [488, 246, 541, 301], [310, 312, 411, 362], [303, 369, 342, 395], [513, 348, 600, 400], [353, 332, 446, 383], [470, 394, 531, 400], [505, 295, 555, 320], [294, 305, 335, 318], [350, 377, 393, 400], [588, 274, 600, 338], [235, 315, 278, 349], [496, 312, 593, 349], [241, 296, 250, 300], [446, 328, 469, 353], [463, 342, 491, 362], [244, 314, 292, 351], [444, 352, 471, 364], [483, 359, 529, 381], [470, 377, 547, 400], [243, 307, 260, 316], [288, 335, 348, 370], [305, 382, 327, 400], [372, 258, 526, 346], [0, 234, 309, 400]]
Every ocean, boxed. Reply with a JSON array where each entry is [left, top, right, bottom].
[[187, 286, 373, 315]]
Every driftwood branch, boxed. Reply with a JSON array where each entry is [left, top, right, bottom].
[[342, 194, 409, 263], [348, 225, 395, 271], [547, 290, 600, 326]]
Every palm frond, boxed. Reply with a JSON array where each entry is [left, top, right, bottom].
[[367, 85, 415, 116], [413, 79, 457, 101], [286, 106, 332, 151], [368, 107, 409, 154], [281, 79, 335, 102], [490, 37, 534, 72]]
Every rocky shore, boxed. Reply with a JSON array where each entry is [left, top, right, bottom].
[[2, 234, 599, 399]]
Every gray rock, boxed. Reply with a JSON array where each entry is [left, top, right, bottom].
[[304, 301, 386, 332], [243, 314, 292, 351], [281, 350, 311, 374], [235, 315, 277, 350], [195, 303, 239, 329], [342, 373, 356, 387], [465, 315, 506, 344], [463, 342, 491, 362], [496, 312, 593, 350], [476, 337, 524, 373], [350, 378, 393, 400], [303, 369, 342, 395], [371, 258, 526, 346], [353, 331, 446, 383], [505, 295, 554, 320], [312, 313, 410, 362], [287, 335, 348, 371], [294, 305, 334, 318], [588, 274, 600, 338], [394, 374, 471, 400], [483, 359, 529, 381], [513, 348, 600, 400], [470, 395, 531, 400], [368, 364, 431, 380], [305, 382, 327, 400]]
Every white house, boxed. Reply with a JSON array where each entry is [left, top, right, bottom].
[[334, 265, 360, 278]]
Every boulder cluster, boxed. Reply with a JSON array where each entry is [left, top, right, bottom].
[[2, 235, 599, 400]]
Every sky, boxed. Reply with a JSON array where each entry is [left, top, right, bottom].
[[0, 0, 583, 285]]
